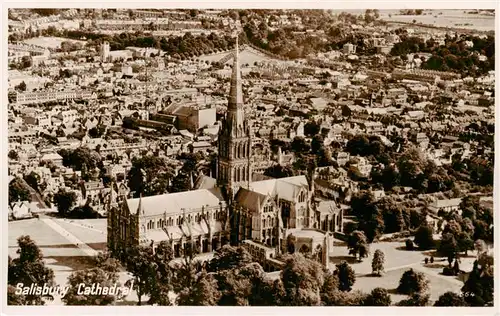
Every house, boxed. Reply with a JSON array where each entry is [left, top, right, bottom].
[[40, 152, 64, 167], [428, 198, 462, 214], [9, 201, 35, 220]]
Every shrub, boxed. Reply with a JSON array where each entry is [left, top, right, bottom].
[[442, 266, 456, 276], [405, 239, 414, 250]]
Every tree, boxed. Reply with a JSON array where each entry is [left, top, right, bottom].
[[397, 293, 430, 306], [8, 150, 19, 160], [53, 189, 77, 216], [280, 254, 325, 305], [346, 135, 370, 156], [414, 225, 434, 250], [334, 261, 356, 292], [146, 241, 174, 305], [8, 236, 55, 305], [457, 232, 474, 256], [177, 271, 220, 306], [322, 289, 367, 306], [16, 81, 27, 92], [311, 135, 324, 154], [363, 287, 391, 306], [350, 192, 384, 242], [397, 269, 429, 295], [291, 136, 311, 154], [208, 245, 253, 272], [24, 172, 41, 193], [320, 272, 340, 304], [304, 121, 321, 137], [127, 155, 175, 197], [264, 164, 295, 179], [461, 253, 494, 306], [405, 238, 415, 250], [123, 245, 156, 305], [63, 266, 119, 305], [439, 233, 459, 266], [58, 147, 100, 171], [170, 171, 191, 193], [371, 249, 385, 276], [434, 292, 466, 306], [9, 178, 31, 204], [88, 125, 106, 138], [347, 230, 369, 261], [215, 263, 263, 306], [69, 204, 100, 219]]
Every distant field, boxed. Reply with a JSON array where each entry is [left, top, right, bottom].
[[380, 10, 495, 31], [22, 37, 87, 49], [199, 46, 275, 65]]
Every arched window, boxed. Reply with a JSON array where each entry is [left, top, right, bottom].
[[262, 218, 265, 227]]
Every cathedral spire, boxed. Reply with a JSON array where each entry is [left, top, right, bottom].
[[228, 33, 243, 110]]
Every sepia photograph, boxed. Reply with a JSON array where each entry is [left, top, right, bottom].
[[4, 5, 496, 310]]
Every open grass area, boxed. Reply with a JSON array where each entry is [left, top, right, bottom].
[[199, 46, 275, 65], [353, 267, 464, 304], [8, 219, 83, 259], [22, 36, 87, 49], [51, 218, 107, 250]]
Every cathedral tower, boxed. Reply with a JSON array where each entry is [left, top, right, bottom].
[[217, 35, 252, 199]]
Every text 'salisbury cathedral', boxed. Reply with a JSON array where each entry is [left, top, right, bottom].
[[108, 36, 343, 269]]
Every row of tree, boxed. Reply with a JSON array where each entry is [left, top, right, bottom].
[[8, 236, 492, 306]]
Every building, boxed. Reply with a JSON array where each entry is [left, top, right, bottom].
[[101, 41, 110, 62], [108, 36, 343, 265], [216, 36, 253, 199], [428, 198, 462, 214], [343, 43, 356, 55], [15, 90, 97, 105]]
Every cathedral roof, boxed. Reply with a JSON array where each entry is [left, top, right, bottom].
[[234, 188, 268, 212], [248, 175, 309, 202], [126, 187, 225, 216]]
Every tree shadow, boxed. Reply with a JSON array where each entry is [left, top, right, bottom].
[[424, 263, 447, 269], [386, 288, 400, 295], [330, 255, 359, 264], [86, 242, 107, 251], [114, 300, 142, 306], [44, 255, 96, 271], [362, 273, 384, 278], [395, 246, 418, 251], [422, 250, 439, 257], [36, 243, 80, 249]]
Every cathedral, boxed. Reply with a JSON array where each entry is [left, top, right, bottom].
[[107, 37, 343, 264]]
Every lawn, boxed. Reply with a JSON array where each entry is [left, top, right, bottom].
[[52, 218, 107, 250], [9, 218, 83, 259], [353, 267, 464, 304], [328, 241, 428, 275]]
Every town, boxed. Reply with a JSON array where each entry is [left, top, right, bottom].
[[7, 8, 495, 307]]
